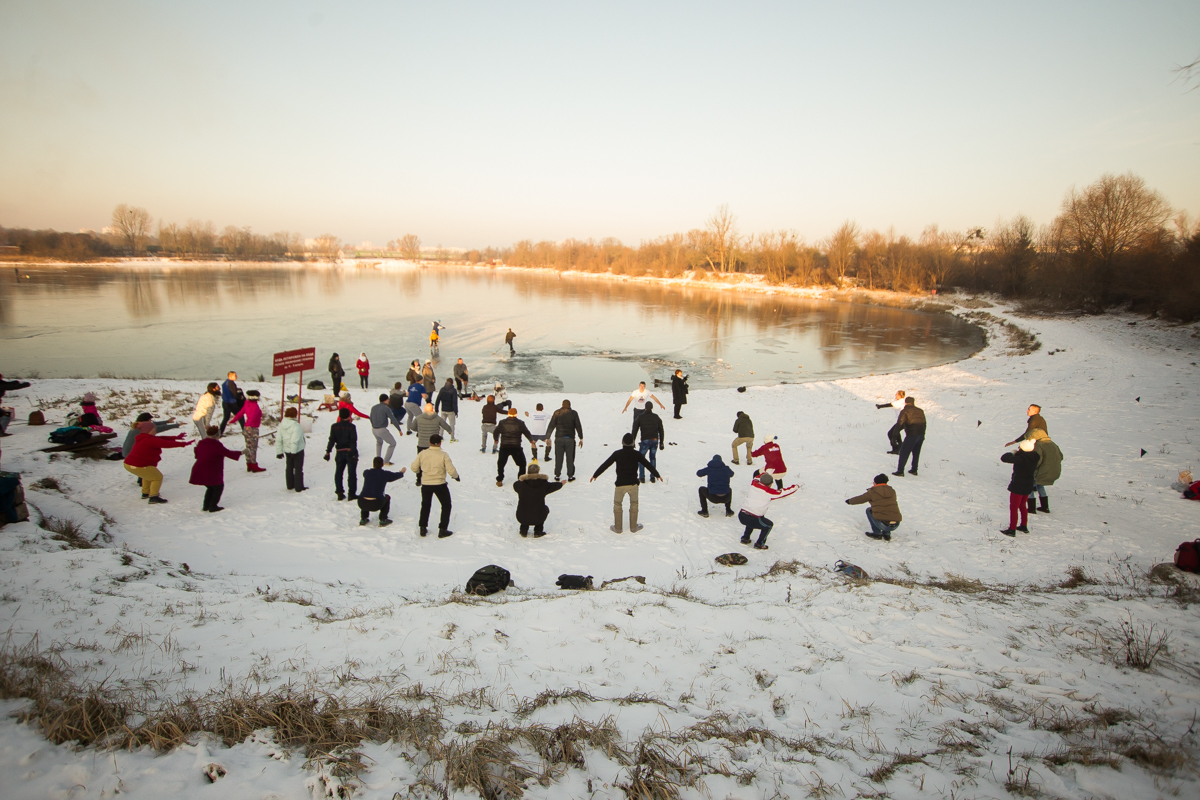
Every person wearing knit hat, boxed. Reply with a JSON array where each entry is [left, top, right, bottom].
[[124, 421, 191, 504], [513, 462, 565, 538], [79, 392, 102, 427], [846, 473, 902, 541], [999, 439, 1040, 536], [121, 412, 181, 459], [493, 407, 533, 486], [229, 389, 266, 473], [751, 435, 788, 484]]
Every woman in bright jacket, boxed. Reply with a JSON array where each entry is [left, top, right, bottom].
[[275, 407, 307, 492], [356, 353, 370, 389], [124, 421, 191, 504], [79, 392, 103, 427], [750, 435, 788, 483], [228, 389, 266, 473], [338, 391, 370, 420], [189, 425, 242, 512]]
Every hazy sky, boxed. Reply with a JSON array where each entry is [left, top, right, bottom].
[[1, 1, 1197, 248]]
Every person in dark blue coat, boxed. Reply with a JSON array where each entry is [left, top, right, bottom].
[[696, 454, 735, 517], [358, 457, 406, 526]]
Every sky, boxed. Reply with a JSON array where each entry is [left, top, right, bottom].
[[0, 1, 1197, 249]]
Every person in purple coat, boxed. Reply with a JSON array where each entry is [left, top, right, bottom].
[[189, 425, 242, 512]]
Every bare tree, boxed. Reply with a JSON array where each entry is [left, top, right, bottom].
[[705, 205, 738, 273], [158, 221, 180, 254], [1054, 173, 1172, 263], [112, 204, 152, 253], [1174, 53, 1200, 90], [824, 220, 860, 285], [397, 233, 421, 260], [311, 234, 342, 261]]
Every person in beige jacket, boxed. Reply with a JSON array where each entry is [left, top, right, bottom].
[[410, 433, 458, 538], [846, 473, 902, 541], [191, 383, 220, 439]]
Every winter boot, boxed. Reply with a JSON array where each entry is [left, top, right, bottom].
[[1027, 496, 1038, 515], [1038, 497, 1049, 513], [249, 462, 267, 473]]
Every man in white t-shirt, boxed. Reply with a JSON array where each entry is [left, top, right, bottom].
[[621, 381, 665, 426], [525, 404, 551, 461]]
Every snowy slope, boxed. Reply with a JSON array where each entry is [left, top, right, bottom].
[[1, 303, 1198, 800]]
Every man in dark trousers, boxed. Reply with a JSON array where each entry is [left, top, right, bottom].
[[453, 358, 470, 397], [218, 371, 243, 437], [631, 401, 664, 483], [696, 454, 735, 517], [480, 394, 500, 453], [410, 434, 458, 537], [493, 407, 533, 486], [545, 399, 583, 481], [505, 328, 517, 355], [358, 457, 406, 526], [387, 382, 407, 435], [670, 370, 689, 419], [324, 407, 359, 501], [328, 353, 346, 395], [878, 390, 906, 454], [513, 463, 564, 537], [591, 433, 662, 534], [893, 397, 926, 477], [1005, 404, 1048, 446], [846, 473, 902, 541]]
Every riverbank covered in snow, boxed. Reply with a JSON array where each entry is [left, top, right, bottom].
[[1, 305, 1199, 799]]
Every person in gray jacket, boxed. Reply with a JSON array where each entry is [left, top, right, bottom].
[[121, 413, 180, 458], [413, 402, 453, 481], [369, 394, 397, 465]]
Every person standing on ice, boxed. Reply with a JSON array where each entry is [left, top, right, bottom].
[[218, 372, 242, 437], [670, 370, 689, 419], [453, 358, 470, 397], [545, 399, 583, 481], [356, 353, 370, 390], [369, 394, 398, 465], [275, 407, 307, 492], [631, 401, 664, 483], [621, 381, 665, 425], [525, 403, 550, 461], [504, 327, 517, 355], [696, 454, 735, 517], [1026, 429, 1062, 515], [1005, 404, 1048, 446], [846, 473, 902, 541], [737, 472, 797, 550], [731, 411, 755, 465], [192, 383, 221, 440], [411, 433, 458, 538], [358, 456, 405, 527], [480, 394, 500, 453], [513, 463, 564, 538], [493, 407, 534, 486], [435, 379, 459, 441], [228, 389, 266, 472], [591, 433, 662, 534], [324, 407, 360, 501], [877, 390, 906, 454], [124, 421, 191, 505], [892, 397, 926, 477], [190, 425, 242, 512], [1000, 439, 1039, 536], [751, 435, 788, 483], [421, 360, 437, 395], [328, 353, 346, 395]]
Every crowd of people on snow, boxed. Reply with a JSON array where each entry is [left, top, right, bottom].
[[0, 323, 1073, 549]]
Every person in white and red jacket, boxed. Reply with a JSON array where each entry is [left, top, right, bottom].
[[750, 435, 788, 483], [737, 472, 798, 550]]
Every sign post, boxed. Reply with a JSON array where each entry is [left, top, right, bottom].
[[272, 347, 316, 419]]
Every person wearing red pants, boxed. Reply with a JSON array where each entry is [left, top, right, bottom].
[[1000, 439, 1039, 536]]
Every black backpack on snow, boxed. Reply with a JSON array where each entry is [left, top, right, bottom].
[[556, 574, 593, 590], [49, 426, 90, 445], [465, 565, 512, 596]]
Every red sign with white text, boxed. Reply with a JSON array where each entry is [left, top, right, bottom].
[[272, 347, 315, 377]]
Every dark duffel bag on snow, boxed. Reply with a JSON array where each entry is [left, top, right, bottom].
[[48, 426, 91, 445], [556, 574, 593, 590], [465, 565, 512, 596], [307, 380, 326, 390]]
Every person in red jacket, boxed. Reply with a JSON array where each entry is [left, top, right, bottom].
[[338, 391, 370, 420], [750, 435, 788, 483], [123, 421, 191, 504], [356, 352, 370, 390], [189, 426, 242, 512]]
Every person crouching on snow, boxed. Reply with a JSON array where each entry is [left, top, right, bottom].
[[513, 463, 564, 538], [846, 473, 902, 541], [190, 425, 242, 512], [751, 434, 788, 484], [228, 389, 266, 473], [999, 439, 1039, 536], [124, 421, 192, 505], [737, 472, 798, 550], [696, 454, 735, 517], [358, 456, 405, 527]]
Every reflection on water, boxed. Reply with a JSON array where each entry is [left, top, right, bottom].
[[0, 264, 983, 392]]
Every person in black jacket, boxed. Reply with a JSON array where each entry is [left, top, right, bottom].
[[434, 379, 459, 441], [670, 370, 688, 419], [1000, 439, 1039, 536], [358, 457, 406, 526], [892, 398, 926, 477], [631, 402, 664, 483], [513, 464, 564, 537], [545, 399, 584, 481], [493, 408, 533, 486], [328, 353, 346, 396], [324, 407, 359, 500], [591, 433, 662, 533]]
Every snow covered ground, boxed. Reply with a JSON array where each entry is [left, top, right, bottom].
[[1, 301, 1199, 799]]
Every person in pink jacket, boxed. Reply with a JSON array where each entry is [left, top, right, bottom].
[[750, 435, 788, 483], [356, 353, 370, 389], [228, 389, 266, 473], [737, 472, 798, 550], [189, 426, 242, 512]]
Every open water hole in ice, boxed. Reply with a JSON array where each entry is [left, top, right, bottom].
[[0, 263, 983, 391]]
